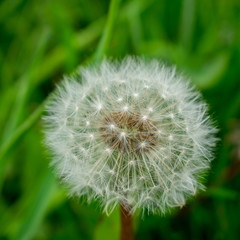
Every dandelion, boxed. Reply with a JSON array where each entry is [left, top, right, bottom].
[[44, 57, 217, 217]]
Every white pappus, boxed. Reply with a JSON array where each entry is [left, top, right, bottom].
[[44, 57, 217, 215]]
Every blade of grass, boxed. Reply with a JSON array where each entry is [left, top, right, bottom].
[[1, 30, 50, 144], [95, 206, 120, 240], [0, 99, 46, 166], [211, 88, 240, 185], [13, 170, 56, 240], [204, 187, 239, 200], [179, 0, 196, 50], [35, 17, 105, 85], [93, 0, 121, 63], [0, 17, 105, 128]]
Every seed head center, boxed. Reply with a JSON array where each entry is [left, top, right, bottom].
[[100, 112, 158, 152]]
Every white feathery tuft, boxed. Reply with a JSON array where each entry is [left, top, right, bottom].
[[43, 57, 218, 215]]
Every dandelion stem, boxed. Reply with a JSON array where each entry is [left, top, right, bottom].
[[120, 203, 133, 240]]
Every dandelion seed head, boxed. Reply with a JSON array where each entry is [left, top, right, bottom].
[[44, 57, 217, 215]]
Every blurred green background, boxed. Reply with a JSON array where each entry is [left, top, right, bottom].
[[1, 0, 240, 239]]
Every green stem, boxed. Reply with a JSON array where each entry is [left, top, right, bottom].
[[93, 0, 121, 63]]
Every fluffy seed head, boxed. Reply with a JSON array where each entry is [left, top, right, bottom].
[[44, 57, 217, 215]]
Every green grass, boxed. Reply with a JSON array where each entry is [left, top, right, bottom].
[[1, 0, 240, 239]]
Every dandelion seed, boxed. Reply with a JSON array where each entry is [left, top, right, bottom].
[[129, 160, 135, 165], [148, 107, 153, 112], [105, 148, 111, 153], [44, 57, 217, 215], [120, 132, 126, 138], [109, 124, 115, 130], [109, 170, 115, 175], [96, 103, 102, 111], [140, 142, 146, 149]]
